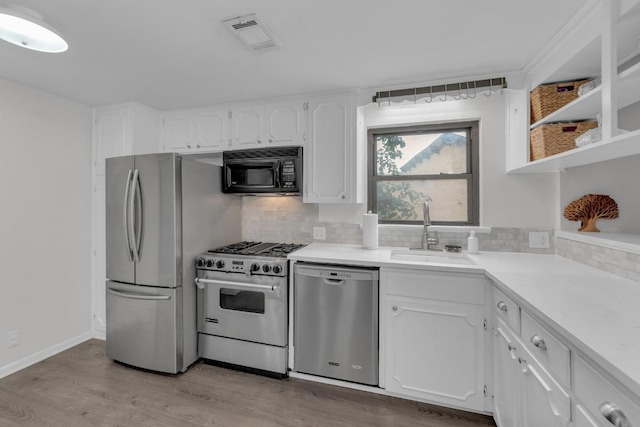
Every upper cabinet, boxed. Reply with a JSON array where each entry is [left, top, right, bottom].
[[230, 105, 265, 148], [162, 108, 229, 153], [265, 100, 307, 147], [507, 0, 640, 173], [161, 99, 307, 153], [304, 92, 360, 203], [93, 102, 160, 175]]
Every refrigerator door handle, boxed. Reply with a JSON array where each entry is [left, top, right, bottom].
[[123, 169, 134, 261], [132, 168, 143, 262], [107, 288, 171, 301]]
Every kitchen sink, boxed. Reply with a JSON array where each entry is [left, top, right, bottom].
[[389, 250, 476, 265]]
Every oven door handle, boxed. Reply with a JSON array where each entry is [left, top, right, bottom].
[[194, 277, 280, 293]]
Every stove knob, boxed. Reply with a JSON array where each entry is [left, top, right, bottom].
[[215, 260, 225, 269], [196, 258, 205, 267], [251, 263, 261, 272], [272, 264, 282, 274], [262, 264, 271, 273], [205, 259, 214, 268]]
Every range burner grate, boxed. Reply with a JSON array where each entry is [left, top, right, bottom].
[[208, 241, 306, 257]]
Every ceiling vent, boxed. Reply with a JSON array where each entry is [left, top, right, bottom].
[[222, 14, 280, 52]]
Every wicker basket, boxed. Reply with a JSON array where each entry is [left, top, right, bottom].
[[530, 121, 598, 161], [530, 79, 590, 124]]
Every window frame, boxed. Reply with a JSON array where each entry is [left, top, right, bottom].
[[367, 121, 480, 226]]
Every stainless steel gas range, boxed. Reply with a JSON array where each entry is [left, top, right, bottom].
[[194, 241, 305, 377]]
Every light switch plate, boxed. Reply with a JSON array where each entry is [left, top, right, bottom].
[[313, 227, 326, 240], [529, 232, 550, 248]]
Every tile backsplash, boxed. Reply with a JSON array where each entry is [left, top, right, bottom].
[[556, 237, 640, 282], [241, 197, 554, 254]]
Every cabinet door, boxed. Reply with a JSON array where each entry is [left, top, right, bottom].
[[493, 319, 521, 427], [92, 176, 106, 337], [231, 105, 265, 148], [197, 109, 229, 152], [305, 93, 356, 203], [518, 347, 571, 427], [265, 101, 306, 147], [94, 106, 131, 175], [385, 296, 485, 411], [162, 115, 193, 152]]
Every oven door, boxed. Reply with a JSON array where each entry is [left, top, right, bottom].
[[196, 271, 287, 347], [223, 159, 280, 193]]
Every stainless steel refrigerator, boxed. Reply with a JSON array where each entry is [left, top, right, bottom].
[[105, 153, 240, 374]]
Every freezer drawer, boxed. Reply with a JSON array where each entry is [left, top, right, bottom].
[[106, 281, 182, 373], [294, 263, 379, 385]]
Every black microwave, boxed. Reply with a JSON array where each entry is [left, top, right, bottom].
[[222, 146, 303, 195]]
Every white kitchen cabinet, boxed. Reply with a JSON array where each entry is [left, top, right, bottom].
[[265, 100, 306, 147], [493, 317, 571, 427], [304, 92, 359, 203], [162, 108, 229, 153], [508, 0, 640, 173], [493, 318, 520, 427], [574, 353, 640, 427], [230, 105, 266, 148], [93, 102, 159, 175], [382, 269, 488, 412], [91, 176, 106, 338], [518, 341, 571, 427]]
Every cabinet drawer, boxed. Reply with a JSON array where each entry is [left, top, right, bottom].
[[574, 354, 640, 427], [385, 270, 486, 305], [521, 311, 570, 387], [492, 287, 520, 333]]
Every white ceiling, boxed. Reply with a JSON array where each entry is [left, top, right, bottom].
[[0, 0, 586, 111]]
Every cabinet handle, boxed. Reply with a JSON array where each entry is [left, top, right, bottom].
[[228, 139, 232, 147], [187, 144, 192, 149], [600, 402, 632, 427], [392, 305, 398, 311], [268, 138, 273, 143], [341, 194, 346, 200], [507, 344, 516, 352], [257, 138, 262, 144], [530, 335, 547, 351], [497, 301, 508, 312]]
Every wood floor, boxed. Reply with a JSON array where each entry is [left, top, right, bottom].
[[0, 340, 496, 426]]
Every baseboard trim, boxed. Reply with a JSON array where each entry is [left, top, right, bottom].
[[0, 331, 94, 380]]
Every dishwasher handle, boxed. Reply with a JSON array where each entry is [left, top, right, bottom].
[[294, 264, 379, 282], [323, 278, 345, 285]]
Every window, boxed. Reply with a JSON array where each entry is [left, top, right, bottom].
[[368, 121, 479, 225]]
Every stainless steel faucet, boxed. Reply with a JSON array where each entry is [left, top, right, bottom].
[[420, 201, 439, 250]]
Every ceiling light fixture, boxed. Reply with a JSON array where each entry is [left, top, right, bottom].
[[222, 13, 280, 52], [0, 4, 68, 53]]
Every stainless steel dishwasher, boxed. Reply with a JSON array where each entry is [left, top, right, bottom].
[[293, 262, 379, 386]]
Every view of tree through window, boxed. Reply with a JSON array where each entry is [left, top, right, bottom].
[[368, 122, 479, 225]]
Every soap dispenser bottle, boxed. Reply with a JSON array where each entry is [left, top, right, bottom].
[[467, 231, 478, 254]]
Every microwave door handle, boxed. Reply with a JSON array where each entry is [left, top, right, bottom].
[[275, 160, 281, 189], [123, 169, 134, 261]]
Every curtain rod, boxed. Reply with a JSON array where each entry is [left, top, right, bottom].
[[372, 77, 507, 103]]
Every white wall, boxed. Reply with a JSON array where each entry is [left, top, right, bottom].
[[0, 78, 93, 377], [321, 93, 557, 228]]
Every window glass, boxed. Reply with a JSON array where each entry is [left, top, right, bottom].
[[368, 122, 479, 225]]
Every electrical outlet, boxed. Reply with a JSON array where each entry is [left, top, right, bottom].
[[7, 330, 19, 349], [529, 232, 550, 249], [313, 227, 326, 240]]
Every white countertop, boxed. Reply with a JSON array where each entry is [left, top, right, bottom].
[[289, 243, 640, 397]]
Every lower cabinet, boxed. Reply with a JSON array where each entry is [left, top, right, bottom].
[[382, 268, 489, 412], [493, 303, 571, 427], [493, 319, 519, 427]]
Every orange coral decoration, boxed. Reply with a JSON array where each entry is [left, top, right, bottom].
[[563, 194, 619, 232]]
